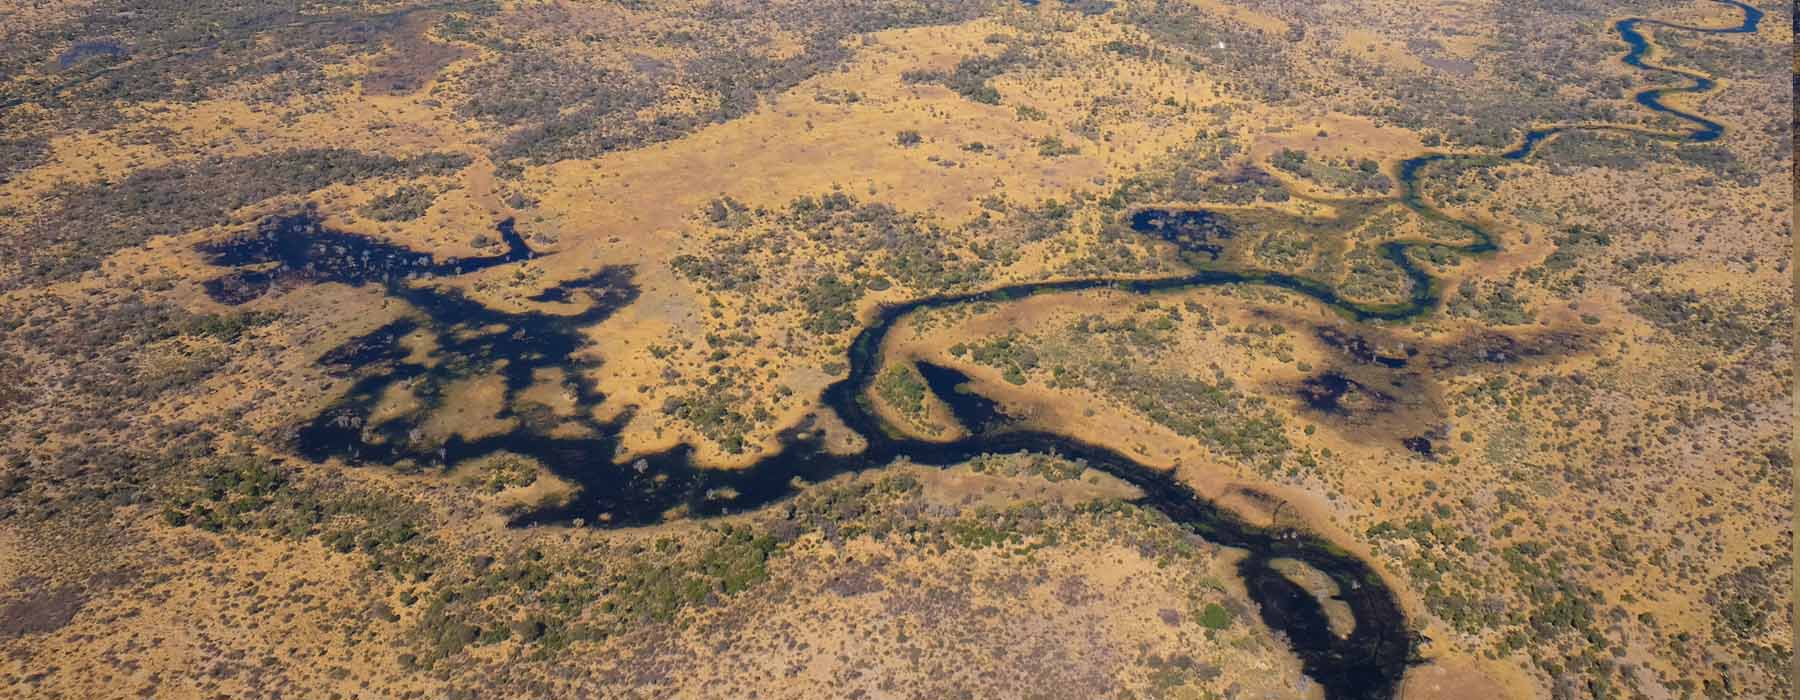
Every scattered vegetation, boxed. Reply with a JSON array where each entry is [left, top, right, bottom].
[[160, 453, 439, 580], [8, 149, 468, 287], [443, 0, 991, 167]]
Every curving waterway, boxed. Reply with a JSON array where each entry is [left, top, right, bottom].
[[194, 3, 1762, 698]]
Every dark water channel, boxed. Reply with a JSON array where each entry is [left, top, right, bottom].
[[198, 212, 1422, 696], [204, 216, 1425, 693]]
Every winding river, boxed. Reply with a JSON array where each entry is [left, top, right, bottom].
[[194, 2, 1763, 698]]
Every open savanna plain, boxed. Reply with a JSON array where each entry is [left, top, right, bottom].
[[0, 0, 1790, 698]]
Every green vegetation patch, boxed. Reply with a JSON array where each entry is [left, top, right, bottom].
[[661, 372, 775, 454], [901, 44, 1029, 105], [360, 184, 441, 222], [1627, 288, 1789, 352], [1446, 279, 1533, 326], [160, 453, 439, 581], [950, 333, 1040, 385], [875, 364, 933, 429], [1269, 148, 1392, 194], [1103, 131, 1288, 208], [1196, 602, 1233, 629], [462, 453, 539, 494]]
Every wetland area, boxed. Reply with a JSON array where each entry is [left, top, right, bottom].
[[0, 0, 1787, 698]]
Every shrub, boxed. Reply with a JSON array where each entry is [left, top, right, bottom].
[[1197, 602, 1233, 629]]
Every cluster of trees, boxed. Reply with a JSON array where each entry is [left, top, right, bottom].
[[965, 315, 1292, 472], [1253, 229, 1314, 270], [660, 374, 773, 454], [951, 333, 1041, 385], [901, 45, 1029, 105], [1538, 132, 1763, 188], [466, 454, 539, 494], [1035, 135, 1081, 157], [1270, 149, 1392, 194], [1103, 132, 1289, 209], [408, 523, 783, 667], [1627, 288, 1784, 352], [875, 365, 931, 425], [782, 192, 991, 293], [1444, 279, 1534, 326], [1335, 244, 1412, 305], [1364, 503, 1674, 698], [360, 184, 440, 222], [964, 452, 1087, 482], [158, 452, 438, 580], [801, 275, 865, 334]]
